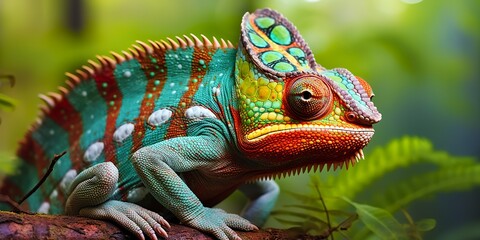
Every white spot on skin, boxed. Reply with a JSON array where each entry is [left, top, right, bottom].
[[90, 114, 94, 119], [169, 83, 175, 87], [148, 108, 172, 126], [123, 70, 132, 78], [50, 189, 58, 199], [127, 187, 149, 202], [185, 106, 217, 120], [84, 142, 104, 162], [49, 130, 55, 135], [113, 123, 134, 143], [177, 64, 182, 69], [86, 130, 92, 134], [212, 87, 221, 96], [219, 73, 223, 77], [60, 169, 78, 193], [37, 201, 50, 214], [171, 90, 177, 94], [81, 91, 87, 97]]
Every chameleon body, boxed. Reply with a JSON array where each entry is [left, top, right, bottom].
[[1, 9, 381, 240]]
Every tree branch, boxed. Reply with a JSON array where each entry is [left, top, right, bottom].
[[0, 211, 322, 239]]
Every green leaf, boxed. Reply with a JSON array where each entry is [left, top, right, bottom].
[[282, 204, 352, 216], [337, 213, 359, 230], [323, 136, 476, 209], [0, 93, 16, 111], [414, 219, 436, 232], [343, 197, 407, 240], [380, 165, 480, 212], [271, 209, 329, 226], [285, 189, 322, 203]]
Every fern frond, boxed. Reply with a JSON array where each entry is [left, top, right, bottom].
[[323, 136, 476, 204], [277, 136, 474, 239], [378, 165, 480, 212]]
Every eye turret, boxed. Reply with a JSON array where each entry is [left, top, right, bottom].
[[285, 75, 333, 120]]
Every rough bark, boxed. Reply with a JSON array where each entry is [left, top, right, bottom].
[[0, 211, 322, 239]]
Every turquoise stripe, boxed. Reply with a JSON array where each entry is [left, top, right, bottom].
[[113, 59, 149, 187], [31, 117, 73, 191], [66, 78, 107, 151], [141, 47, 195, 147], [12, 161, 43, 211], [193, 48, 237, 111], [141, 122, 170, 148], [114, 59, 148, 125], [113, 59, 147, 160], [154, 47, 194, 107]]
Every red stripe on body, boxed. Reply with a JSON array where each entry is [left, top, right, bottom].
[[17, 131, 50, 174], [46, 98, 84, 169], [131, 53, 168, 152], [17, 133, 51, 188], [93, 67, 122, 164], [11, 135, 52, 209], [164, 47, 213, 139]]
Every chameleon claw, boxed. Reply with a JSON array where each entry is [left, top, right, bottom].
[[155, 226, 168, 238], [133, 229, 146, 240]]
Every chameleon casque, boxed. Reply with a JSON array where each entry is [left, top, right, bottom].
[[1, 8, 381, 240]]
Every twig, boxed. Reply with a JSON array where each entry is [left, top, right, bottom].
[[314, 182, 334, 240], [328, 213, 358, 239], [0, 195, 29, 214], [17, 151, 66, 206]]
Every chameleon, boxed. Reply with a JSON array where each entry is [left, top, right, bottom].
[[0, 8, 381, 240]]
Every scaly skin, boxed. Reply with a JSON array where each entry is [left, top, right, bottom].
[[1, 9, 381, 240]]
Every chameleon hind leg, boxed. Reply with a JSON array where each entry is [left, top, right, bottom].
[[64, 162, 170, 240], [239, 180, 279, 226]]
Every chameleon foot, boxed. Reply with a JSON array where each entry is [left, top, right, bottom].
[[79, 200, 170, 240], [185, 207, 258, 240]]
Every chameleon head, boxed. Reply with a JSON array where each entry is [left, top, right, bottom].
[[233, 9, 381, 170]]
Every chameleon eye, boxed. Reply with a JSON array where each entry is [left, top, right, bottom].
[[285, 75, 333, 120], [345, 111, 357, 122]]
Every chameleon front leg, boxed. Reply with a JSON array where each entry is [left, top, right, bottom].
[[132, 136, 258, 240], [239, 180, 279, 226], [64, 162, 170, 240]]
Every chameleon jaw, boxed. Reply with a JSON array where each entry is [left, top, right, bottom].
[[245, 124, 374, 141], [248, 148, 366, 183]]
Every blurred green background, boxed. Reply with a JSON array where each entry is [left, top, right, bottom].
[[0, 0, 479, 239]]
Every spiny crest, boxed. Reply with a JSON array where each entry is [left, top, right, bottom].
[[32, 34, 234, 133]]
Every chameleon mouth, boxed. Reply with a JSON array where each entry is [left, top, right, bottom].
[[250, 148, 366, 182], [245, 124, 374, 141]]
